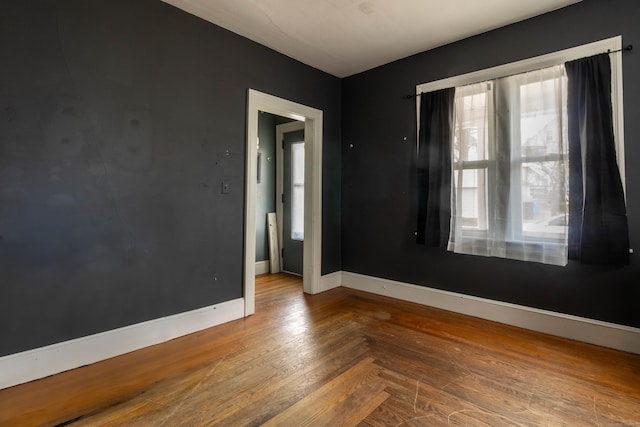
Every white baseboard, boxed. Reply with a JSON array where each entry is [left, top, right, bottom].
[[4, 272, 637, 390], [0, 298, 245, 390], [341, 272, 640, 355], [319, 271, 342, 292], [255, 260, 270, 275]]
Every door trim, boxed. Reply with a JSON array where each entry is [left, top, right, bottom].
[[276, 121, 305, 273], [245, 89, 323, 315]]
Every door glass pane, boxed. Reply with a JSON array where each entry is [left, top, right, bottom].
[[291, 142, 304, 241]]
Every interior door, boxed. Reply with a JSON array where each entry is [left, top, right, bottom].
[[281, 126, 304, 275]]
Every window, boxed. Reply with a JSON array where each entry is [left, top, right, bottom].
[[291, 142, 305, 240], [417, 37, 625, 266], [449, 66, 569, 264]]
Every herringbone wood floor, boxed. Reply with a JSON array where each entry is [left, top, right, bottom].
[[1, 273, 639, 426]]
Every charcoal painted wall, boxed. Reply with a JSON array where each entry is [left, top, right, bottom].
[[255, 112, 276, 263], [0, 0, 341, 356], [342, 0, 640, 328], [255, 113, 297, 263]]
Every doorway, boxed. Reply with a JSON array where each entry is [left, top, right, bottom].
[[244, 89, 323, 316], [277, 121, 305, 275]]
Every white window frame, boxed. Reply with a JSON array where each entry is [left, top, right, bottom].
[[452, 82, 494, 234], [508, 69, 568, 242], [416, 36, 626, 196]]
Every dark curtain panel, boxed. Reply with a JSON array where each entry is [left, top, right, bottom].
[[416, 88, 455, 247], [565, 53, 630, 265]]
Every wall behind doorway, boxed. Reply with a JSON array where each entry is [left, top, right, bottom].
[[256, 113, 298, 264], [256, 112, 276, 263]]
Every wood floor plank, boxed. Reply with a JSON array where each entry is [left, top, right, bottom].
[[262, 357, 382, 427], [318, 384, 390, 427], [1, 273, 639, 426], [211, 334, 369, 426]]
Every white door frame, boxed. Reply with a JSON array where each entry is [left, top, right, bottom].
[[245, 89, 323, 316], [276, 121, 305, 273]]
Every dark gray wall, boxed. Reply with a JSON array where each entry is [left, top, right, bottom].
[[256, 112, 276, 262], [0, 0, 341, 356], [255, 114, 297, 262], [342, 0, 640, 328]]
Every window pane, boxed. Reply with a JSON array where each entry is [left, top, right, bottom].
[[461, 169, 477, 186], [454, 83, 491, 163], [454, 168, 488, 230], [521, 160, 568, 239], [461, 188, 478, 219], [291, 142, 304, 241], [518, 70, 567, 158]]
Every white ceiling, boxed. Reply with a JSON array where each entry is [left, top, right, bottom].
[[162, 0, 581, 78]]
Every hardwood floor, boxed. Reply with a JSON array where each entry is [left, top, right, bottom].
[[1, 273, 639, 426]]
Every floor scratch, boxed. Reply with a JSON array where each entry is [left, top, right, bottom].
[[447, 408, 522, 426], [157, 345, 238, 427], [440, 373, 470, 391], [593, 396, 601, 427], [446, 348, 473, 377], [500, 390, 535, 416], [395, 414, 435, 426], [413, 375, 423, 413]]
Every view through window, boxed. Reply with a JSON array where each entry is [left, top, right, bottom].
[[291, 142, 305, 241]]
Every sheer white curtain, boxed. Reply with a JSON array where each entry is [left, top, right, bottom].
[[448, 65, 569, 266]]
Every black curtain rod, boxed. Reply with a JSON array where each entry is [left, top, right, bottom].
[[406, 44, 633, 100]]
